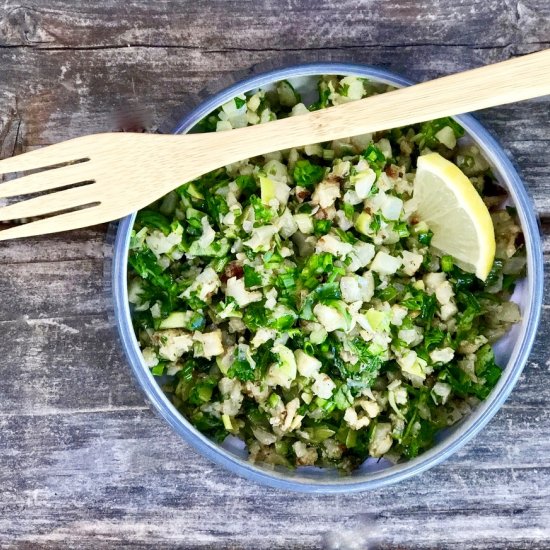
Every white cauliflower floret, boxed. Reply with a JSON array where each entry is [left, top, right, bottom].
[[398, 327, 423, 347], [244, 380, 270, 401], [218, 377, 243, 416], [432, 381, 452, 404], [154, 330, 193, 362], [424, 272, 447, 291], [145, 227, 182, 258], [193, 330, 224, 358], [439, 302, 458, 321], [252, 427, 277, 445], [390, 304, 408, 326], [196, 216, 216, 249], [315, 234, 353, 258], [292, 441, 318, 466], [430, 347, 455, 364], [493, 301, 521, 323], [458, 354, 478, 381], [334, 210, 353, 231], [458, 335, 488, 354], [370, 251, 402, 275], [264, 287, 278, 310], [376, 138, 392, 159], [358, 399, 380, 418], [225, 277, 262, 307], [128, 279, 145, 305], [340, 276, 362, 303], [352, 169, 376, 199], [336, 76, 365, 101], [380, 195, 403, 220], [343, 407, 370, 429], [281, 398, 303, 432], [291, 102, 310, 116], [387, 381, 408, 410], [293, 213, 314, 234], [275, 208, 298, 238], [358, 272, 375, 301], [141, 347, 159, 368], [242, 225, 278, 252], [401, 250, 423, 276], [219, 376, 241, 397], [397, 350, 427, 380], [251, 328, 277, 348], [332, 160, 351, 178], [343, 189, 362, 205], [435, 126, 456, 149], [182, 267, 221, 302], [347, 242, 376, 272], [368, 423, 393, 457], [323, 438, 344, 460], [435, 281, 454, 305], [228, 318, 246, 333], [294, 350, 322, 377], [313, 303, 347, 332], [311, 180, 341, 208], [311, 374, 336, 399]]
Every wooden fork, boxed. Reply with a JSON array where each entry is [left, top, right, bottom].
[[1, 49, 549, 240]]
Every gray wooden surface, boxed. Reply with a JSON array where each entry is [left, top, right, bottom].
[[1, 1, 549, 548]]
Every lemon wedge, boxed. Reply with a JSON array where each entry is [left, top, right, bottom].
[[413, 152, 495, 280]]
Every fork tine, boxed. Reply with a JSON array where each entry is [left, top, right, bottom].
[[0, 204, 108, 241], [0, 142, 88, 176], [0, 162, 94, 199], [0, 185, 99, 222]]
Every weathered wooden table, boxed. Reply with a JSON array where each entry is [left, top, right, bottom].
[[1, 1, 549, 548]]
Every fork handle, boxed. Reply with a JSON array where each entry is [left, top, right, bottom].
[[193, 49, 550, 166]]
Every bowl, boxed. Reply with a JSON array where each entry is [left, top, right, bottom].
[[112, 63, 543, 493]]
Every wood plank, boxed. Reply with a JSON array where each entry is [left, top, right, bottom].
[[0, 259, 105, 321], [0, 314, 146, 411], [0, 0, 548, 50]]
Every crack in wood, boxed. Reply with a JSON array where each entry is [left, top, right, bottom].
[[1, 41, 549, 52]]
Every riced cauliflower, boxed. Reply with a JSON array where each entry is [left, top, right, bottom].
[[128, 75, 525, 472]]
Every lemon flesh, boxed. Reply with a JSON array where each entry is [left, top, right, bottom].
[[413, 152, 496, 280]]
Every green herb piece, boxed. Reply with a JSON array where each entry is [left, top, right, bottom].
[[235, 174, 257, 197], [243, 265, 262, 288], [188, 377, 217, 405], [228, 357, 255, 382], [292, 160, 325, 188], [313, 219, 333, 236], [243, 302, 268, 331], [402, 288, 438, 324], [441, 255, 454, 272], [136, 210, 173, 235], [416, 117, 465, 149], [484, 259, 504, 288], [362, 144, 386, 173], [417, 229, 433, 246], [394, 221, 410, 239], [250, 195, 273, 224]]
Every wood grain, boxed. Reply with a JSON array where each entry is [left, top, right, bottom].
[[0, 0, 549, 548]]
